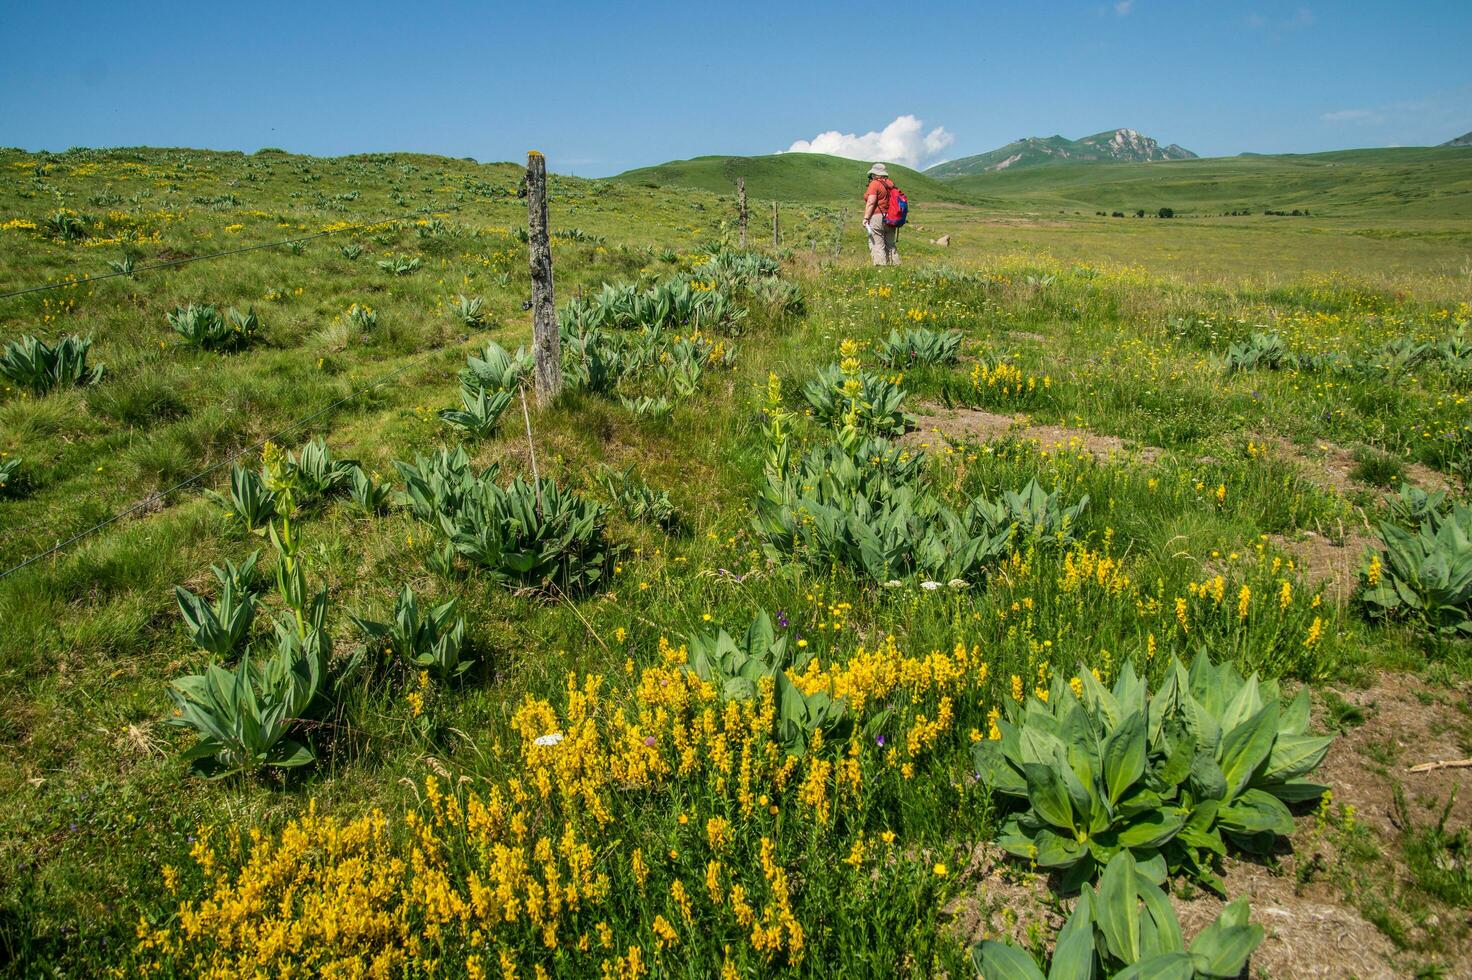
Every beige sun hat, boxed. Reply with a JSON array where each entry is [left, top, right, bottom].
[[868, 163, 889, 177]]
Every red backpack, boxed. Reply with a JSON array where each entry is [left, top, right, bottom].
[[882, 181, 909, 228]]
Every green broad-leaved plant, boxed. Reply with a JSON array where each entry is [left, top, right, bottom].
[[972, 850, 1263, 979], [451, 294, 486, 327], [752, 438, 1087, 587], [971, 478, 1090, 544], [166, 651, 316, 777], [873, 327, 963, 368], [208, 465, 278, 532], [275, 437, 358, 501], [651, 353, 704, 398], [693, 249, 782, 287], [1370, 336, 1433, 376], [976, 650, 1333, 895], [558, 277, 745, 334], [394, 447, 499, 525], [618, 394, 675, 422], [0, 457, 20, 496], [684, 610, 809, 700], [801, 363, 912, 435], [683, 610, 851, 756], [1146, 652, 1333, 891], [0, 334, 105, 395], [437, 476, 617, 596], [596, 464, 681, 531], [174, 551, 263, 658], [439, 383, 513, 437], [346, 465, 392, 515], [166, 588, 345, 779], [973, 661, 1188, 890], [459, 340, 531, 394], [1436, 324, 1472, 379], [1223, 331, 1289, 372], [1384, 482, 1449, 530], [747, 276, 805, 316], [377, 254, 421, 275], [560, 325, 627, 395], [1361, 493, 1472, 636], [352, 584, 471, 680], [168, 304, 259, 352]]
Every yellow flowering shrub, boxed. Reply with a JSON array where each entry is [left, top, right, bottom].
[[134, 643, 974, 977]]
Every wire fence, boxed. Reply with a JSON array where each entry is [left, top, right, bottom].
[[0, 204, 489, 578], [0, 342, 453, 582], [0, 211, 415, 301]]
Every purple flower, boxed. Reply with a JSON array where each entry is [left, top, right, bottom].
[[776, 610, 789, 628], [643, 735, 657, 748], [875, 735, 886, 747]]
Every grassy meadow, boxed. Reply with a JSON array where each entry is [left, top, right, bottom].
[[1, 146, 1470, 978]]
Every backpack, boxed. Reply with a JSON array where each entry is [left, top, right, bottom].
[[883, 182, 909, 228]]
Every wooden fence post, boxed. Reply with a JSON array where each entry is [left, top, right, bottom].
[[772, 201, 780, 247], [737, 177, 747, 248], [526, 151, 560, 404]]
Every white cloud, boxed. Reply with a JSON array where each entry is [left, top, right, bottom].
[[1323, 108, 1386, 125], [1114, 0, 1134, 15], [783, 115, 955, 170], [1246, 8, 1313, 29]]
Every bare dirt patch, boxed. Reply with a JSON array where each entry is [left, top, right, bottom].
[[1173, 861, 1401, 980], [1173, 672, 1471, 978], [1268, 530, 1376, 604], [1314, 673, 1472, 839], [947, 843, 1063, 951], [904, 406, 1016, 447], [905, 403, 1162, 464], [1259, 434, 1453, 498]]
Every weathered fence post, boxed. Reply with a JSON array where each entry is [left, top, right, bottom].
[[772, 201, 780, 247], [737, 177, 747, 248], [526, 151, 561, 404]]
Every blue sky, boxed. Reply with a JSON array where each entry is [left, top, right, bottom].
[[1, 0, 1468, 176]]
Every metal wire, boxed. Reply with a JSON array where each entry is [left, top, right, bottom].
[[0, 344, 449, 582], [0, 214, 408, 300]]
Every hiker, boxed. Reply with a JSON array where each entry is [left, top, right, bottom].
[[863, 163, 902, 266]]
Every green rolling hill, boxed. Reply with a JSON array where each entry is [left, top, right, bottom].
[[611, 147, 1472, 219], [610, 153, 975, 205], [942, 147, 1472, 218]]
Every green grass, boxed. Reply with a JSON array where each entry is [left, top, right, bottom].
[[1, 144, 1470, 977], [942, 146, 1472, 219]]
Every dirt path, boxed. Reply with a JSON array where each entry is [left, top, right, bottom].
[[904, 402, 1461, 606]]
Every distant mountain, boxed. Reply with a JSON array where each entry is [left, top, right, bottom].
[[926, 129, 1197, 178], [1443, 131, 1472, 147]]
